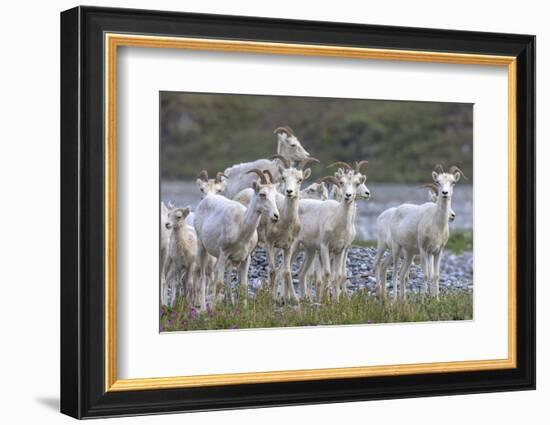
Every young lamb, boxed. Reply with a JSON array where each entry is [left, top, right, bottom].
[[294, 166, 366, 301], [163, 207, 199, 307], [372, 183, 456, 299], [375, 165, 463, 300], [222, 127, 310, 198], [194, 169, 280, 309]]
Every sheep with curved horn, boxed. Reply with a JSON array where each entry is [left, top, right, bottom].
[[374, 165, 462, 300], [233, 159, 320, 302], [194, 168, 280, 309], [221, 127, 311, 198], [291, 168, 365, 302]]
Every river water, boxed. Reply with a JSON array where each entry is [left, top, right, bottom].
[[161, 181, 473, 241]]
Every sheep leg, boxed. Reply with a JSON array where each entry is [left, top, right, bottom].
[[299, 250, 315, 302], [282, 247, 298, 303], [265, 243, 278, 298], [333, 251, 345, 301], [197, 244, 209, 310], [341, 247, 350, 298], [433, 251, 442, 300], [224, 262, 234, 306], [212, 253, 228, 305], [398, 252, 414, 300], [390, 244, 402, 301], [161, 256, 172, 306], [419, 249, 429, 295], [319, 245, 331, 302], [237, 256, 250, 306], [379, 254, 392, 299], [160, 247, 168, 306]]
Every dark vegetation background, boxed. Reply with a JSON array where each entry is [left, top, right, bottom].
[[160, 92, 473, 182]]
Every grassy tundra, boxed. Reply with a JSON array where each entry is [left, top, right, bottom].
[[160, 288, 472, 332]]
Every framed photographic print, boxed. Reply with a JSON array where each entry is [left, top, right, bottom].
[[60, 6, 535, 419]]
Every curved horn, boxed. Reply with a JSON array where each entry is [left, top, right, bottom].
[[327, 161, 352, 170], [355, 160, 369, 173], [269, 154, 290, 168], [449, 165, 468, 180], [298, 157, 320, 170], [197, 170, 209, 182], [420, 183, 439, 195], [215, 172, 227, 183], [262, 169, 275, 184], [434, 164, 445, 174], [316, 176, 338, 186], [246, 168, 267, 184], [273, 126, 294, 136]]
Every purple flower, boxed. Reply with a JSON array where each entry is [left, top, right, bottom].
[[367, 320, 374, 324], [230, 324, 238, 330], [189, 308, 198, 320]]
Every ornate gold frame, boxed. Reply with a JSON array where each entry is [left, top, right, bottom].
[[104, 33, 517, 392]]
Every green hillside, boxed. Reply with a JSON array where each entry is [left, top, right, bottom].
[[160, 92, 473, 182]]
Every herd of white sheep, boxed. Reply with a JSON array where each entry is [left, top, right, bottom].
[[160, 126, 464, 310]]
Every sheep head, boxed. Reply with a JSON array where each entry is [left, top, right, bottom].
[[274, 126, 310, 162]]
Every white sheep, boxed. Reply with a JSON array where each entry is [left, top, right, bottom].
[[222, 127, 310, 199], [160, 201, 170, 306], [235, 156, 320, 302], [194, 169, 280, 309], [163, 207, 199, 307], [300, 180, 329, 200], [373, 180, 458, 299], [324, 161, 370, 297], [294, 167, 365, 301], [375, 165, 463, 300]]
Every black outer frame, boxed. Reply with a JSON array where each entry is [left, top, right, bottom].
[[60, 5, 536, 419]]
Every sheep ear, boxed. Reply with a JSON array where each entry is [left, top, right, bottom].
[[359, 174, 367, 184], [432, 171, 439, 182], [161, 202, 168, 215], [177, 207, 190, 218], [303, 168, 311, 179], [196, 178, 203, 187], [278, 165, 285, 175], [219, 179, 228, 190], [252, 181, 260, 193], [453, 171, 461, 182]]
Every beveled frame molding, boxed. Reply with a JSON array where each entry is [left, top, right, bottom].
[[104, 33, 518, 393]]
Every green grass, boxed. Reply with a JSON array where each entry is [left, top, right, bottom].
[[445, 229, 473, 254], [160, 289, 473, 332]]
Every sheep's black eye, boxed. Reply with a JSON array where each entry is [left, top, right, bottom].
[[260, 193, 266, 198]]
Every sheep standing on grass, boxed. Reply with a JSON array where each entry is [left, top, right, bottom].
[[372, 183, 456, 299], [222, 127, 310, 199], [326, 161, 371, 292], [236, 155, 320, 302], [374, 165, 463, 300], [294, 165, 366, 301], [194, 169, 280, 309], [164, 207, 198, 307]]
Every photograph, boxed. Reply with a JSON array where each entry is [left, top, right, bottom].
[[159, 92, 473, 332]]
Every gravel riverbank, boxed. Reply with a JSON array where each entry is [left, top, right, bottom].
[[243, 246, 473, 298]]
